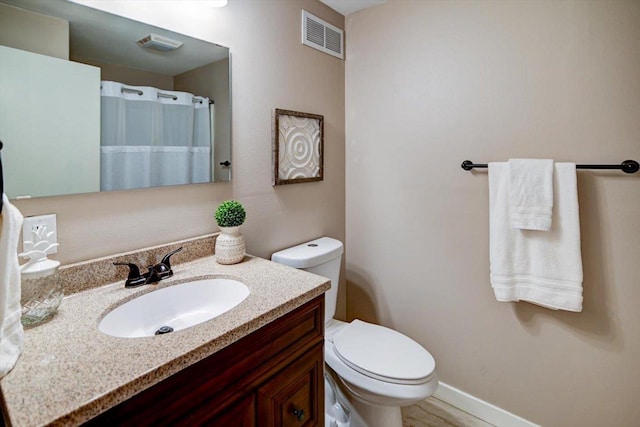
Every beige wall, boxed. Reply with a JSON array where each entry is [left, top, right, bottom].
[[346, 1, 640, 426], [0, 3, 68, 59], [13, 0, 346, 318], [174, 59, 231, 181], [75, 56, 174, 90]]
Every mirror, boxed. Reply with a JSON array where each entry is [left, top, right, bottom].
[[0, 0, 231, 199]]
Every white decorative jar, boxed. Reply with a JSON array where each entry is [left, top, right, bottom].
[[20, 262, 63, 326], [19, 225, 63, 326], [215, 226, 246, 265]]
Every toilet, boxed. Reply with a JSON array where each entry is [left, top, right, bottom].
[[271, 237, 438, 427]]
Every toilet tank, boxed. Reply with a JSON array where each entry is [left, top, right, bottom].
[[271, 237, 343, 323]]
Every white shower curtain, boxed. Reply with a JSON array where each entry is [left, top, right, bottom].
[[100, 81, 212, 191]]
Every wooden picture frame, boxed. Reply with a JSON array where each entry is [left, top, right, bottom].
[[272, 108, 324, 185]]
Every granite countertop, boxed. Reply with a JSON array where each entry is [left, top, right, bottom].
[[0, 254, 330, 427]]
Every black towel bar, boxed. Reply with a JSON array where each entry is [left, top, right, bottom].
[[461, 159, 639, 174]]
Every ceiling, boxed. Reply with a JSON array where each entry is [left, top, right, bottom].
[[1, 0, 228, 76], [319, 0, 387, 16]]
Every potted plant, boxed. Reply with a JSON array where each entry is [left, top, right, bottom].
[[214, 200, 246, 264]]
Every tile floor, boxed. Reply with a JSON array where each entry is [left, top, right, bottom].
[[402, 397, 495, 427]]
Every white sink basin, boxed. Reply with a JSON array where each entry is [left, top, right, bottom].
[[99, 278, 250, 338]]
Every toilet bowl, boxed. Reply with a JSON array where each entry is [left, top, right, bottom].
[[272, 237, 438, 427], [325, 319, 438, 427]]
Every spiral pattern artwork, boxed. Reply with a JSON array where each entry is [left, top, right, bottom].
[[278, 115, 321, 180]]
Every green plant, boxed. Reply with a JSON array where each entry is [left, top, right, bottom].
[[215, 200, 246, 227]]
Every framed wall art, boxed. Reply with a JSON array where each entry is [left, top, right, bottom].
[[272, 108, 324, 185]]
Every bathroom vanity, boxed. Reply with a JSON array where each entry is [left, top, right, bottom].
[[89, 296, 324, 426], [0, 235, 330, 426]]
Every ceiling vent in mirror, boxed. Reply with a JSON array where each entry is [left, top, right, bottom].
[[137, 34, 183, 52], [302, 10, 344, 60]]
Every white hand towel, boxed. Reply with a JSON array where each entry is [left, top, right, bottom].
[[0, 194, 24, 377], [489, 163, 583, 312], [508, 158, 554, 231]]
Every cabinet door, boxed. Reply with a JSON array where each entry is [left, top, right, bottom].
[[257, 343, 324, 427], [194, 394, 256, 427]]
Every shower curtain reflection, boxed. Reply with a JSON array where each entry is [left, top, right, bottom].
[[100, 81, 212, 191]]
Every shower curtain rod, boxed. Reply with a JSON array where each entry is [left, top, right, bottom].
[[461, 159, 640, 174], [120, 87, 214, 104]]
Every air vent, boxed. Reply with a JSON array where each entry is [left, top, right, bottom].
[[302, 10, 344, 60], [136, 33, 183, 52]]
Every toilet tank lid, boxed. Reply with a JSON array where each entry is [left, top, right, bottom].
[[271, 237, 343, 269]]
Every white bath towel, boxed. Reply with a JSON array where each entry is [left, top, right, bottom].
[[0, 194, 24, 377], [508, 158, 554, 231], [489, 163, 583, 312]]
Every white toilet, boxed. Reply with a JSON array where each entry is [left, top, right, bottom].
[[272, 237, 438, 427]]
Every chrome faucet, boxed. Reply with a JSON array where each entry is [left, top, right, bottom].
[[114, 247, 183, 288]]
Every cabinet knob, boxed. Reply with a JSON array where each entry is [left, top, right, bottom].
[[292, 408, 305, 421]]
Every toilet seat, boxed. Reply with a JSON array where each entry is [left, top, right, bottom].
[[331, 320, 436, 385]]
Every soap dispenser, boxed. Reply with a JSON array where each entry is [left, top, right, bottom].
[[19, 226, 63, 326]]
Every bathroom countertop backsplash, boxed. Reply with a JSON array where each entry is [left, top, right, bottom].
[[58, 233, 218, 295], [0, 235, 330, 427]]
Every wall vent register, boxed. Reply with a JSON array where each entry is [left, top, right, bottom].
[[302, 10, 344, 59], [136, 33, 184, 52]]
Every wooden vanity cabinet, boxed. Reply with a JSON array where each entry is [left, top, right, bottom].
[[258, 345, 323, 427], [87, 295, 325, 427]]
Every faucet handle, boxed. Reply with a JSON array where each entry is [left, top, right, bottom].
[[113, 262, 146, 288], [144, 265, 163, 284], [153, 262, 172, 277], [160, 246, 183, 270]]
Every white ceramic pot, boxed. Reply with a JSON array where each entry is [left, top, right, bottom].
[[215, 226, 246, 265]]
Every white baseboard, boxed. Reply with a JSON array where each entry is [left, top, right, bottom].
[[433, 382, 540, 427]]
